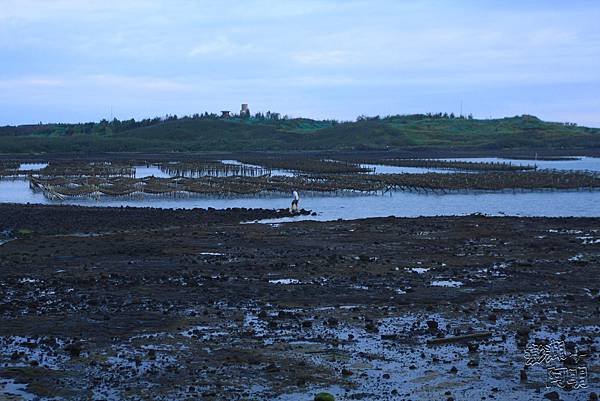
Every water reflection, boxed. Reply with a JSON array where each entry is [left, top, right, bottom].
[[2, 177, 599, 219], [445, 157, 600, 172], [2, 157, 600, 220]]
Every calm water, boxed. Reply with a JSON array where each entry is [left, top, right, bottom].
[[134, 160, 294, 178], [360, 163, 460, 174], [17, 163, 48, 171], [1, 178, 599, 220], [2, 157, 599, 220], [445, 156, 600, 172]]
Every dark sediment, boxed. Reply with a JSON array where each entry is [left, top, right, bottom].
[[0, 204, 598, 399]]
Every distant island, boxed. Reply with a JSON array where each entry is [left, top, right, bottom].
[[1, 112, 599, 154]]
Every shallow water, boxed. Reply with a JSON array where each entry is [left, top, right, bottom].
[[134, 157, 600, 177], [2, 177, 600, 219], [360, 163, 460, 174], [133, 160, 293, 178], [18, 162, 48, 171], [2, 157, 600, 219], [445, 156, 600, 172], [133, 165, 171, 178]]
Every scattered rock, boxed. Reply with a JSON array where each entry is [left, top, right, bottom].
[[65, 342, 82, 358], [365, 322, 378, 333], [265, 363, 280, 373], [544, 391, 560, 401], [520, 369, 527, 382], [314, 393, 335, 401]]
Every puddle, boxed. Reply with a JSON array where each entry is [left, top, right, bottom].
[[0, 336, 68, 370], [409, 267, 431, 274], [268, 279, 300, 285], [18, 163, 48, 171], [0, 378, 38, 401], [431, 280, 463, 287], [0, 238, 14, 246]]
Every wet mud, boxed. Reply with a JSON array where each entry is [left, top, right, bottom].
[[0, 205, 598, 400]]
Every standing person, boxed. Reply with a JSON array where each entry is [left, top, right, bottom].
[[291, 190, 299, 212]]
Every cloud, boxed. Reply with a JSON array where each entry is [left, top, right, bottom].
[[188, 36, 254, 57], [1, 0, 599, 126], [0, 77, 64, 88], [292, 50, 357, 65], [86, 75, 190, 92]]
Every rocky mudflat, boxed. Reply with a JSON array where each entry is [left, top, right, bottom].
[[0, 204, 598, 400]]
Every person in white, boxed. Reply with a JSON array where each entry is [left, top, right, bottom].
[[291, 190, 299, 212]]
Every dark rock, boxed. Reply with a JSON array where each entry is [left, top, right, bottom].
[[520, 369, 527, 382], [65, 342, 82, 358], [265, 363, 279, 373], [365, 322, 378, 333], [544, 391, 560, 401]]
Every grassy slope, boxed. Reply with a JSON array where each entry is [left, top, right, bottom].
[[0, 115, 598, 153]]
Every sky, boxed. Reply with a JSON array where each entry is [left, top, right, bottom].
[[0, 0, 599, 126]]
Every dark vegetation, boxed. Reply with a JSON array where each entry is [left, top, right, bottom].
[[1, 113, 598, 153]]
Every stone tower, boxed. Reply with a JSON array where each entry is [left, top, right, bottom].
[[240, 104, 250, 118]]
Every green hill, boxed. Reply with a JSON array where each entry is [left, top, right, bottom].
[[0, 114, 598, 154]]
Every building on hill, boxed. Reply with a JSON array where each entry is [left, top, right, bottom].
[[240, 104, 250, 118], [221, 111, 231, 118]]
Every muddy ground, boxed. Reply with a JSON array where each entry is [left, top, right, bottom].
[[0, 204, 598, 400]]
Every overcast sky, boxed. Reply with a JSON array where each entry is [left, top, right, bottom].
[[1, 0, 599, 126]]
